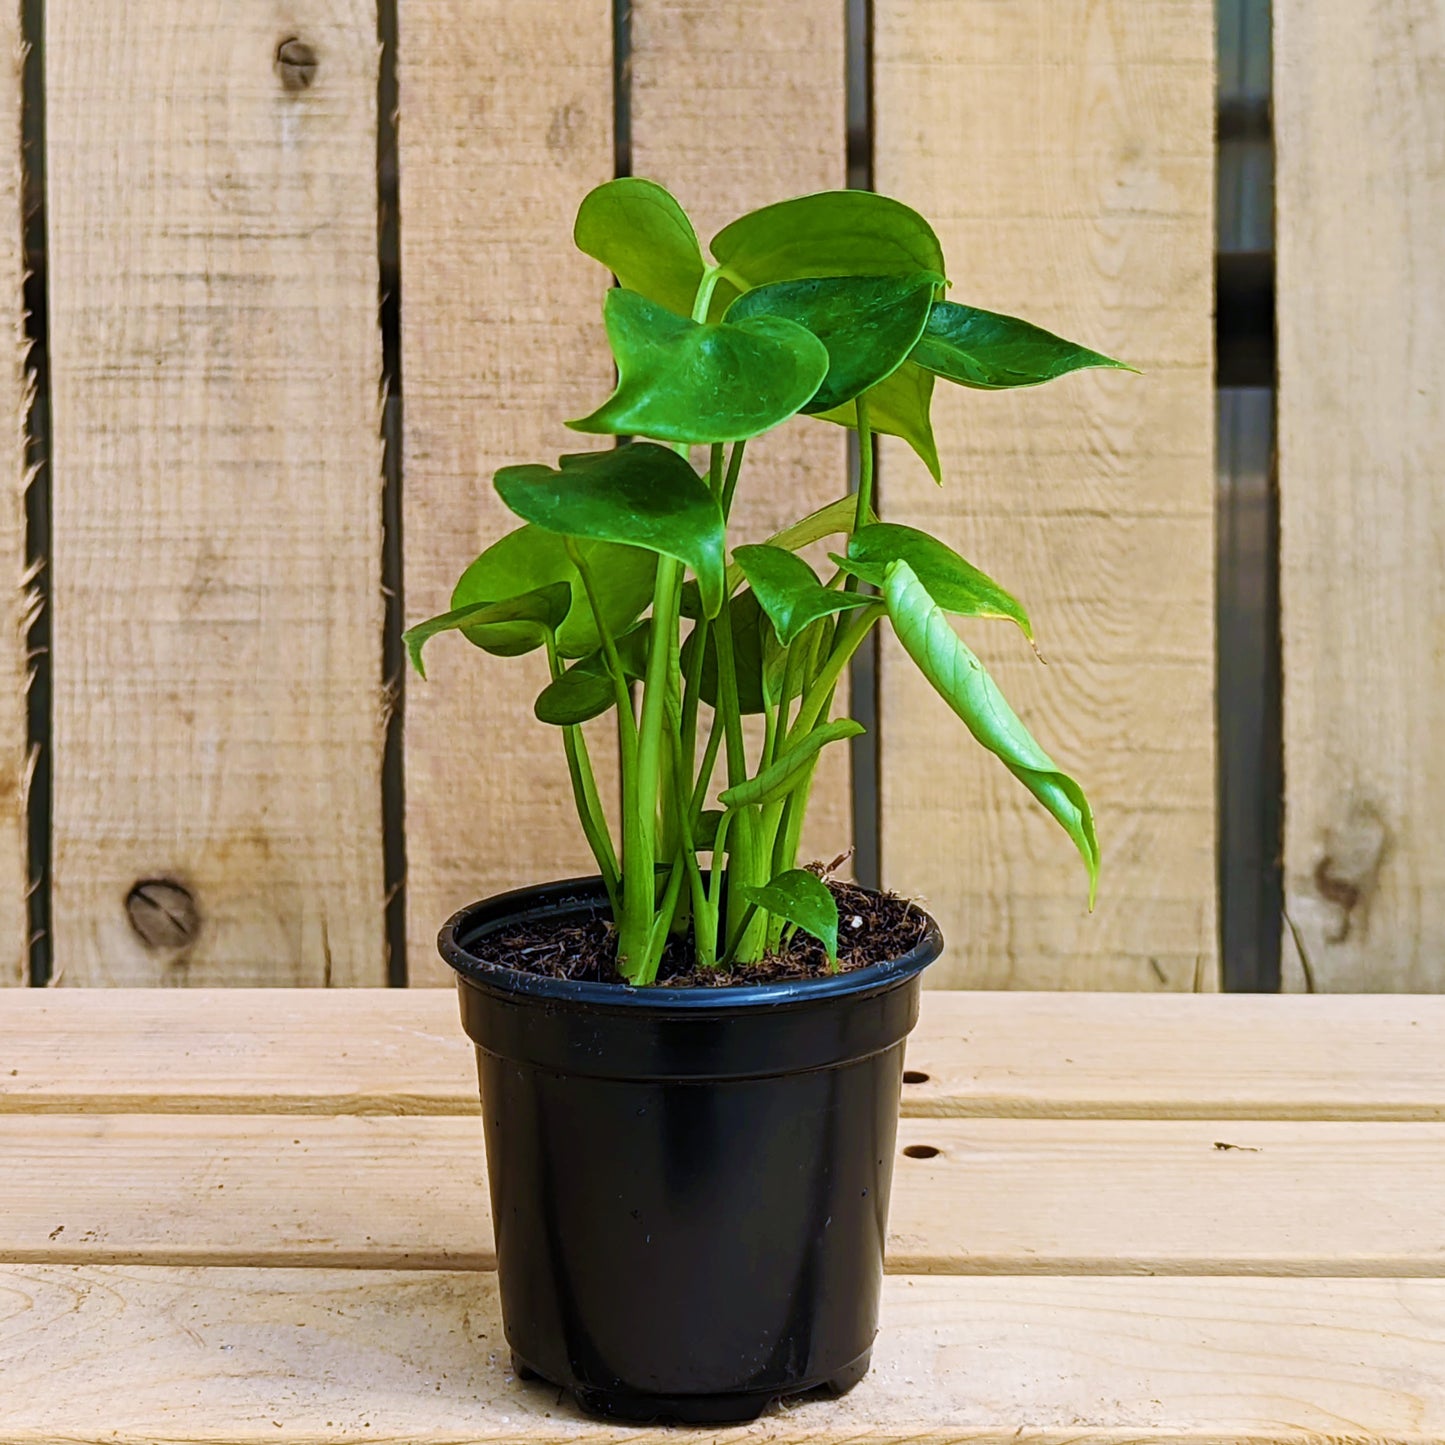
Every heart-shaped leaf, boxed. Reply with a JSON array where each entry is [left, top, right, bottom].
[[734, 544, 872, 646], [710, 191, 946, 296], [452, 524, 656, 659], [884, 560, 1098, 905], [817, 361, 940, 482], [494, 443, 727, 618], [837, 523, 1032, 641], [404, 582, 573, 677], [533, 622, 650, 726], [719, 718, 865, 810], [567, 289, 829, 445], [573, 178, 705, 318], [679, 588, 768, 713], [911, 301, 1135, 390], [725, 272, 940, 413], [737, 869, 839, 965]]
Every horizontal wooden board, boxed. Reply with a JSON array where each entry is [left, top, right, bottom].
[[3, 1266, 1442, 1442], [4, 990, 1445, 1119], [4, 1114, 1444, 1277]]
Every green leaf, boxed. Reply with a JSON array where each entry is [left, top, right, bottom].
[[710, 191, 946, 294], [734, 544, 872, 646], [765, 494, 875, 552], [883, 560, 1098, 906], [533, 623, 650, 726], [573, 178, 705, 318], [679, 588, 768, 713], [838, 523, 1032, 641], [738, 869, 839, 965], [494, 443, 727, 618], [719, 719, 865, 810], [567, 289, 829, 445], [725, 272, 940, 414], [911, 301, 1135, 390], [404, 583, 572, 676], [817, 361, 940, 482], [452, 524, 656, 659]]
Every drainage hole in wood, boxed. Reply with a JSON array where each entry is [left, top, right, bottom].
[[902, 1144, 940, 1160], [902, 1070, 930, 1084]]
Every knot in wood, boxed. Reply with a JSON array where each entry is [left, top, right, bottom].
[[275, 37, 318, 92], [126, 880, 201, 951]]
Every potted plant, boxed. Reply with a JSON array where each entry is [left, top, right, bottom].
[[406, 180, 1120, 1422]]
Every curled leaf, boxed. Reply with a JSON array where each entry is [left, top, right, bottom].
[[883, 560, 1098, 905], [719, 719, 865, 810], [404, 582, 572, 677]]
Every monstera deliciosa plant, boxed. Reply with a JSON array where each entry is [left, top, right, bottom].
[[407, 179, 1120, 985]]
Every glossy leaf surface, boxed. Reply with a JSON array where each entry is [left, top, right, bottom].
[[734, 544, 872, 646], [452, 524, 656, 658], [817, 361, 940, 481], [737, 869, 839, 965], [884, 560, 1098, 905], [568, 289, 828, 445], [912, 301, 1134, 390], [533, 623, 650, 727], [838, 523, 1032, 641], [679, 588, 767, 713], [404, 583, 572, 676], [573, 178, 705, 318], [719, 719, 865, 810], [494, 443, 727, 618], [765, 494, 874, 552], [725, 272, 940, 414], [710, 191, 945, 292]]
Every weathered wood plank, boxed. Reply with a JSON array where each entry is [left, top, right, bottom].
[[398, 1, 614, 983], [4, 991, 1445, 1120], [44, 0, 388, 984], [629, 0, 852, 862], [0, 4, 28, 984], [1276, 1, 1445, 991], [4, 1266, 1442, 1442], [6, 1113, 1444, 1277], [874, 1, 1217, 988]]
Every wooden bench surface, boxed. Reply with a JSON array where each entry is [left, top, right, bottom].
[[3, 990, 1444, 1443]]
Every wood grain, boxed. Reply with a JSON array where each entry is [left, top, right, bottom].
[[1276, 1, 1445, 991], [6, 1113, 1444, 1277], [4, 1265, 1443, 1442], [43, 0, 388, 984], [398, 1, 615, 983], [874, 1, 1217, 988], [629, 0, 853, 865], [0, 7, 28, 984], [5, 990, 1445, 1120]]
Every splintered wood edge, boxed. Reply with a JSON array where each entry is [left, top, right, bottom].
[[3, 1267, 1442, 1443], [3, 991, 1444, 1119]]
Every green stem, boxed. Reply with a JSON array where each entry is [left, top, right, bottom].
[[790, 604, 884, 743], [720, 440, 747, 519], [689, 705, 725, 820]]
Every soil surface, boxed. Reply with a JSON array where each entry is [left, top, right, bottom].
[[467, 873, 930, 987]]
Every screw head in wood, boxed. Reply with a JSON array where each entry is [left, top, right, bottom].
[[126, 880, 201, 951], [275, 37, 318, 91]]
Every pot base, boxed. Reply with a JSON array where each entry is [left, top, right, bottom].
[[512, 1348, 872, 1424]]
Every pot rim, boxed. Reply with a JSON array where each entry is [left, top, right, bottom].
[[438, 874, 944, 1014]]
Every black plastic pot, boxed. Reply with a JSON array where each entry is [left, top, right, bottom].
[[438, 876, 943, 1424]]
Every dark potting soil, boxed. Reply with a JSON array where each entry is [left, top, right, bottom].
[[467, 873, 929, 987]]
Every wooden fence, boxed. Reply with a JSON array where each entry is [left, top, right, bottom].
[[0, 0, 1436, 991]]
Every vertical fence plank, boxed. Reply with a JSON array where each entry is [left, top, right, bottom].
[[399, 0, 614, 983], [629, 0, 852, 866], [45, 0, 388, 984], [0, 11, 27, 983], [1276, 2, 1445, 991], [875, 2, 1217, 988]]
